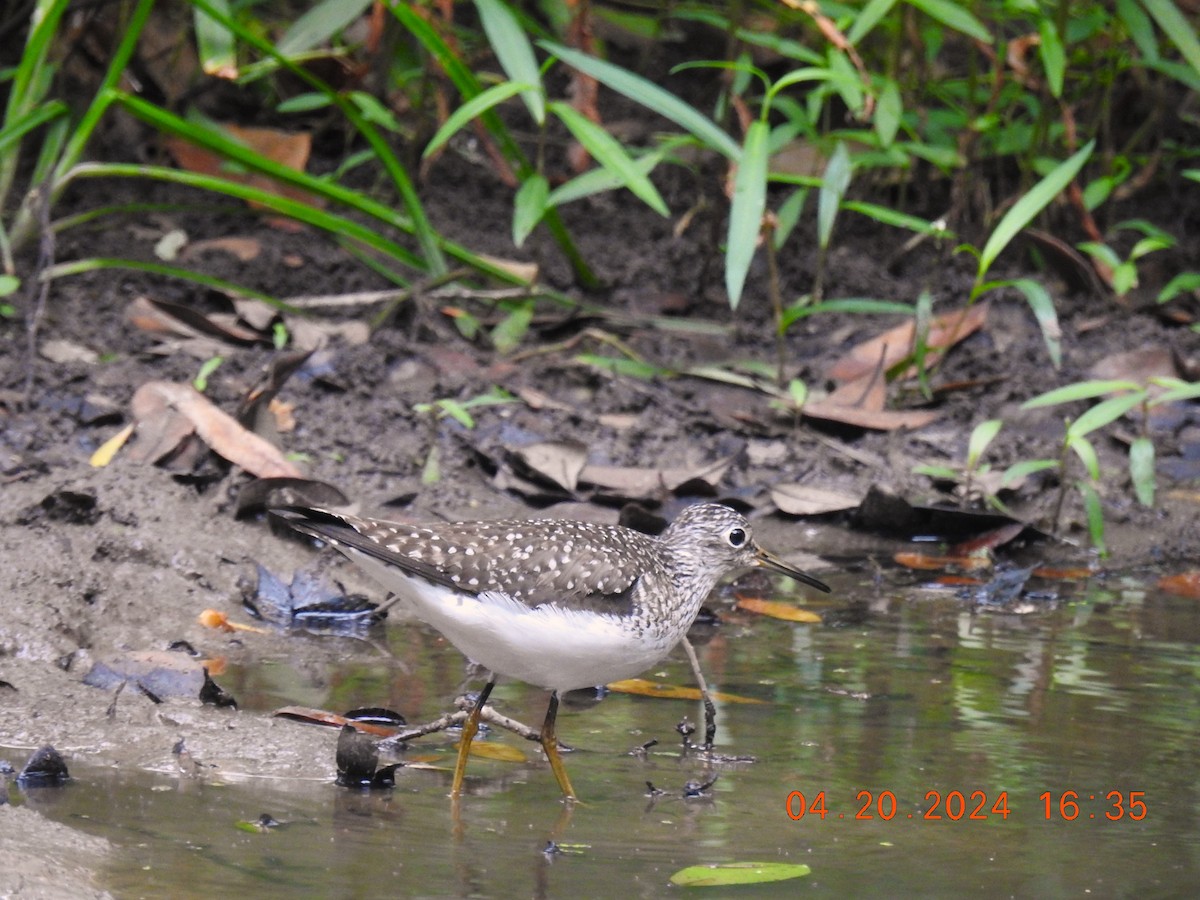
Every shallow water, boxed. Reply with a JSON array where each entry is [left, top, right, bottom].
[[11, 569, 1200, 897]]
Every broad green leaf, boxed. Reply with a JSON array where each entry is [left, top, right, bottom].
[[848, 0, 900, 43], [1077, 480, 1107, 555], [1023, 379, 1141, 408], [670, 862, 812, 888], [549, 102, 668, 215], [0, 275, 19, 297], [194, 0, 236, 76], [1157, 271, 1200, 302], [906, 0, 992, 42], [817, 141, 852, 251], [540, 41, 741, 159], [1003, 278, 1061, 368], [512, 173, 548, 246], [968, 419, 1003, 469], [1141, 0, 1200, 77], [827, 50, 864, 116], [277, 0, 373, 56], [476, 0, 545, 125], [424, 81, 532, 159], [1069, 433, 1101, 481], [979, 140, 1094, 278], [725, 119, 769, 308], [1037, 18, 1065, 97], [874, 78, 902, 146], [1129, 436, 1156, 506], [1068, 392, 1144, 440]]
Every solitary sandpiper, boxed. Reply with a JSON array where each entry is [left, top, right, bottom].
[[274, 503, 830, 800]]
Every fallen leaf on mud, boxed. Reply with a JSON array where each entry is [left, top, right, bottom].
[[826, 303, 988, 383], [82, 650, 207, 698], [1158, 572, 1200, 599], [802, 400, 939, 431], [771, 483, 860, 515], [126, 295, 261, 345], [606, 678, 767, 705], [950, 522, 1026, 554], [90, 423, 135, 467], [734, 597, 822, 623], [181, 235, 263, 262], [40, 339, 99, 364], [579, 455, 733, 498], [511, 440, 588, 492], [131, 381, 303, 478], [1088, 346, 1179, 383]]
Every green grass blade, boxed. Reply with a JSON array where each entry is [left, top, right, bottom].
[[967, 419, 1003, 469], [1069, 433, 1101, 480], [1066, 392, 1145, 440], [475, 0, 545, 125], [540, 41, 741, 160], [1022, 379, 1140, 408], [978, 140, 1094, 279], [1002, 277, 1062, 368], [546, 149, 664, 207], [40, 257, 289, 309], [1076, 479, 1107, 555], [194, 0, 236, 77], [513, 173, 548, 246], [841, 201, 943, 235], [1037, 18, 1065, 97], [0, 100, 68, 154], [848, 0, 901, 44], [726, 119, 769, 309], [549, 101, 668, 215]]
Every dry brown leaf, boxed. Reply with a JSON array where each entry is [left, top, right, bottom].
[[771, 483, 860, 515], [826, 303, 989, 383], [132, 381, 303, 478], [467, 742, 528, 763], [580, 456, 733, 498], [514, 441, 588, 492], [273, 706, 401, 737], [90, 423, 135, 468], [181, 235, 263, 262], [734, 597, 822, 623], [1158, 572, 1200, 599], [802, 401, 940, 431], [893, 552, 992, 572]]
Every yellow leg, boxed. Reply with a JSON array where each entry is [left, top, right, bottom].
[[540, 692, 577, 801], [451, 680, 494, 797]]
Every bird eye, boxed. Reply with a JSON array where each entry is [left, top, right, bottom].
[[727, 527, 747, 547]]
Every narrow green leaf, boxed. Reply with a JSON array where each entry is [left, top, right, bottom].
[[277, 0, 374, 56], [979, 140, 1094, 278], [575, 353, 669, 380], [512, 173, 549, 246], [725, 120, 769, 309], [772, 187, 808, 250], [193, 355, 223, 392], [1158, 271, 1200, 302], [842, 201, 944, 235], [781, 297, 914, 331], [1066, 392, 1145, 439], [1069, 434, 1101, 481], [817, 141, 852, 251], [1148, 378, 1200, 403], [1004, 278, 1061, 368], [546, 149, 664, 207], [1077, 480, 1107, 555], [1023, 380, 1141, 408], [967, 419, 1003, 469], [438, 399, 476, 429], [39, 257, 287, 308], [0, 100, 68, 154], [491, 302, 534, 353], [424, 81, 532, 158], [906, 0, 992, 42], [476, 0, 544, 125], [1141, 0, 1200, 77], [1129, 436, 1156, 506], [540, 41, 741, 159], [1116, 0, 1159, 61], [1037, 18, 1065, 97], [670, 862, 811, 888], [549, 102, 668, 215]]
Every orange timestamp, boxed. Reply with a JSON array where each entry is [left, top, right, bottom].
[[785, 790, 1148, 822]]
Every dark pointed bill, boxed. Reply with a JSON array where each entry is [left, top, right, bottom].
[[754, 546, 831, 593]]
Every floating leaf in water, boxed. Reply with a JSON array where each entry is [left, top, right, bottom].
[[734, 597, 821, 623], [669, 861, 811, 887], [1159, 571, 1200, 599], [467, 742, 527, 763], [606, 678, 766, 705]]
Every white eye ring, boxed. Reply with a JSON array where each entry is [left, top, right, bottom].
[[727, 527, 748, 547]]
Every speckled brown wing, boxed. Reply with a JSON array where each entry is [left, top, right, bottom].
[[272, 508, 663, 614]]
